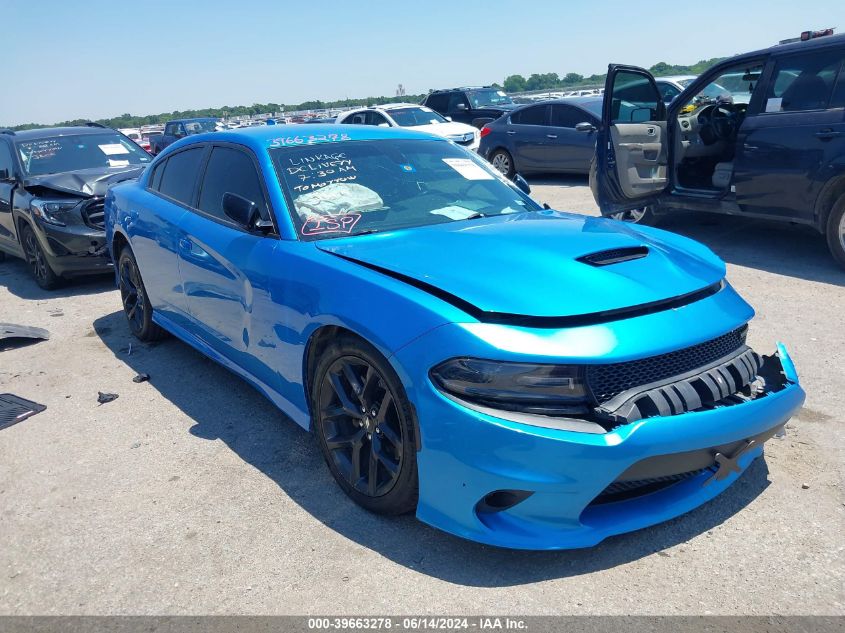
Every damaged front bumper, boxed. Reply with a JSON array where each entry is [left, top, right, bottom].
[[32, 212, 112, 277], [394, 310, 805, 549]]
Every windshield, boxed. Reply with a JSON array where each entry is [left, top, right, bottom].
[[467, 89, 514, 108], [387, 107, 447, 127], [272, 139, 538, 240], [184, 120, 218, 134], [678, 77, 731, 100], [16, 132, 151, 176]]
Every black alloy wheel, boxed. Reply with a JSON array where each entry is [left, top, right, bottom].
[[118, 248, 166, 342], [20, 223, 61, 290], [313, 336, 418, 515]]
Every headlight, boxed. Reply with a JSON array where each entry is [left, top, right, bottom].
[[30, 200, 80, 226], [430, 357, 588, 415]]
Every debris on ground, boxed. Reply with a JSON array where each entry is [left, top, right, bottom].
[[802, 483, 810, 490], [97, 392, 119, 405], [0, 324, 50, 351], [0, 394, 47, 431], [132, 373, 150, 384]]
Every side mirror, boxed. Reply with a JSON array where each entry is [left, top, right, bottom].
[[444, 116, 453, 122], [575, 122, 597, 133], [223, 192, 259, 229], [455, 103, 468, 111], [0, 168, 13, 181], [377, 122, 390, 128], [512, 173, 531, 195]]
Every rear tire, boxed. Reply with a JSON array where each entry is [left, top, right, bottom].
[[610, 206, 660, 226], [20, 223, 61, 290], [826, 194, 845, 269], [311, 333, 418, 516], [488, 148, 515, 179], [118, 247, 167, 342]]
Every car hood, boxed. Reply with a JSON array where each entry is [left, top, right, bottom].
[[316, 211, 726, 320], [24, 166, 146, 198], [412, 121, 477, 139]]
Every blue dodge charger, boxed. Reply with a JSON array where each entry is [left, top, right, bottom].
[[104, 124, 804, 549]]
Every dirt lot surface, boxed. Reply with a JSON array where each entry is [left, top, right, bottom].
[[1, 175, 842, 615]]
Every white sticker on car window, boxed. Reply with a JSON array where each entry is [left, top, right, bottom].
[[108, 159, 130, 167], [442, 158, 494, 180], [765, 97, 783, 113], [497, 91, 507, 97], [99, 143, 130, 155], [430, 205, 479, 220]]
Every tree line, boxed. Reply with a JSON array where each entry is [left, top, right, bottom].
[[502, 57, 726, 92], [4, 57, 725, 131]]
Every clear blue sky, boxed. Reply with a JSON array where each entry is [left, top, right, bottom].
[[3, 0, 843, 126]]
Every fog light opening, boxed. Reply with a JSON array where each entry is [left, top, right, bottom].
[[476, 489, 534, 515]]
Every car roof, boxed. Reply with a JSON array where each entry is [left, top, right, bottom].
[[165, 123, 448, 154], [657, 75, 697, 84], [4, 126, 116, 141], [168, 117, 218, 124], [513, 96, 602, 109], [727, 31, 845, 63]]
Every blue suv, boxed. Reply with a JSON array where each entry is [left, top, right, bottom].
[[591, 30, 845, 268]]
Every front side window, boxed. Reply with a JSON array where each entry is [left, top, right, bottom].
[[764, 50, 843, 113], [272, 139, 539, 241], [367, 112, 390, 126], [550, 105, 590, 128], [446, 93, 469, 111], [467, 89, 514, 108], [198, 147, 267, 222], [157, 147, 204, 205], [15, 132, 151, 176], [611, 70, 662, 123], [511, 105, 548, 126], [386, 107, 447, 127]]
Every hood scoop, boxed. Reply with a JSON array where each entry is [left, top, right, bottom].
[[577, 246, 649, 267]]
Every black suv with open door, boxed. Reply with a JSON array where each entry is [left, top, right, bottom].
[[0, 125, 150, 289], [590, 30, 845, 268]]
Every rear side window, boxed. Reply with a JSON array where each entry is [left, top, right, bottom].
[[158, 147, 204, 205], [511, 105, 548, 126], [765, 49, 844, 112], [0, 141, 14, 177], [425, 93, 449, 113], [198, 147, 267, 222], [148, 160, 164, 191]]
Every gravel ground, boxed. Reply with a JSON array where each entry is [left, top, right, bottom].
[[0, 175, 842, 615]]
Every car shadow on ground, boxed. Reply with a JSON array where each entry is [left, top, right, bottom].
[[657, 213, 844, 286], [94, 310, 773, 587], [526, 173, 844, 285], [0, 258, 115, 300]]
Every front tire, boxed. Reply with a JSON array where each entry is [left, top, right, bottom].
[[488, 148, 515, 179], [118, 247, 166, 342], [20, 223, 61, 290], [311, 334, 418, 515], [610, 206, 660, 226], [826, 194, 845, 270]]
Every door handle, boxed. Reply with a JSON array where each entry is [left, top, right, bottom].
[[743, 144, 759, 152], [815, 129, 842, 140], [178, 237, 192, 252], [546, 134, 558, 139], [506, 130, 516, 135]]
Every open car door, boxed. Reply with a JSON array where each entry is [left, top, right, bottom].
[[593, 64, 669, 216]]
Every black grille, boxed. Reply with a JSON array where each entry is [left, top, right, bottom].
[[590, 468, 710, 505], [82, 198, 105, 230], [587, 326, 749, 403]]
